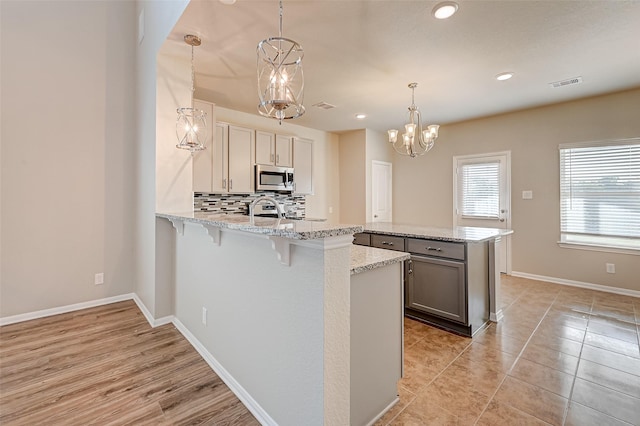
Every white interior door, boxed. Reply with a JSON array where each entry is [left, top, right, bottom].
[[372, 160, 392, 222], [453, 152, 511, 273]]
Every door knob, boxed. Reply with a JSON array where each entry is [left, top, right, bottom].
[[499, 218, 505, 222], [374, 214, 378, 218]]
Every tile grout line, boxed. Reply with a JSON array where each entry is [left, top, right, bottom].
[[560, 295, 593, 426], [473, 289, 562, 425]]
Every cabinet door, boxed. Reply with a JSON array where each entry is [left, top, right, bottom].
[[228, 125, 254, 193], [212, 123, 228, 193], [275, 134, 293, 167], [192, 100, 215, 192], [406, 256, 467, 324], [293, 137, 313, 194], [255, 131, 275, 165]]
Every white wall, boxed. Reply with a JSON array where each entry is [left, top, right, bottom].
[[365, 129, 394, 221], [338, 130, 367, 224], [212, 106, 341, 222], [338, 129, 393, 224], [393, 89, 640, 292], [0, 0, 136, 317], [134, 0, 189, 318]]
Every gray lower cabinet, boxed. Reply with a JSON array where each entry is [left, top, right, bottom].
[[354, 232, 489, 337], [353, 232, 371, 246], [405, 256, 466, 324]]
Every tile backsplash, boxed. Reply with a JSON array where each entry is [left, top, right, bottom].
[[194, 192, 306, 218]]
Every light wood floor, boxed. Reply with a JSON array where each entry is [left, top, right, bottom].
[[0, 300, 259, 425]]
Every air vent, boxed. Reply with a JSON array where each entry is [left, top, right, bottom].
[[312, 101, 336, 110], [549, 76, 583, 88]]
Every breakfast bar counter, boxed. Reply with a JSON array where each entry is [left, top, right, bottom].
[[156, 212, 405, 426]]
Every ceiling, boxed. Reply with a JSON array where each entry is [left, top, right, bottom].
[[165, 0, 640, 134]]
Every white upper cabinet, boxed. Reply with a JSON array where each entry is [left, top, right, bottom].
[[227, 125, 254, 193], [255, 131, 293, 167], [211, 122, 228, 193], [275, 134, 293, 167], [192, 100, 216, 193], [192, 102, 254, 195], [255, 131, 275, 165], [293, 137, 313, 195]]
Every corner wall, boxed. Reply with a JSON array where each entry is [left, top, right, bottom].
[[134, 0, 189, 318], [393, 89, 640, 292], [0, 0, 136, 317]]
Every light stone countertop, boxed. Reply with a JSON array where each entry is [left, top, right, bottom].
[[350, 244, 410, 275], [363, 222, 514, 243], [156, 211, 363, 240]]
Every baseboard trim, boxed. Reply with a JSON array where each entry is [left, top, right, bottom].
[[0, 293, 136, 326], [510, 271, 640, 298], [172, 318, 277, 426], [130, 294, 174, 328], [366, 396, 399, 426]]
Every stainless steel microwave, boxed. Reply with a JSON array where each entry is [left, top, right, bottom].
[[255, 164, 294, 192]]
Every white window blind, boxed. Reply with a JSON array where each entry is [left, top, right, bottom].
[[458, 161, 500, 219], [559, 138, 640, 251]]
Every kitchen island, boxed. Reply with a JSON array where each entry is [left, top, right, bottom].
[[357, 223, 513, 336], [156, 212, 408, 426]]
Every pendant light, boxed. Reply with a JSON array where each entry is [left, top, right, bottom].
[[257, 0, 305, 124], [387, 83, 439, 158], [176, 34, 207, 152]]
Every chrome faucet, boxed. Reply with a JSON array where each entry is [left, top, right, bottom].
[[249, 196, 285, 219]]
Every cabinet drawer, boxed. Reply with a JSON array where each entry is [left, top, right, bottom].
[[371, 234, 405, 251], [406, 238, 465, 260], [353, 233, 371, 246]]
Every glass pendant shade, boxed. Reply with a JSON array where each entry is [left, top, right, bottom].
[[176, 34, 207, 153], [388, 83, 439, 158], [176, 107, 207, 151], [257, 1, 305, 124]]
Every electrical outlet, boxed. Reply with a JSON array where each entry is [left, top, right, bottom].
[[202, 307, 207, 325], [94, 273, 104, 285], [522, 190, 533, 200], [606, 263, 616, 274], [329, 206, 333, 214]]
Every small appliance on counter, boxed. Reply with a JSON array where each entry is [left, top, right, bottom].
[[250, 201, 287, 218]]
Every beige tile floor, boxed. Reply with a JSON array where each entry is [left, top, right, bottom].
[[376, 275, 640, 426]]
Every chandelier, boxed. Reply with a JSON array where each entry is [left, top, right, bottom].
[[176, 34, 207, 152], [257, 0, 305, 124], [387, 83, 439, 158]]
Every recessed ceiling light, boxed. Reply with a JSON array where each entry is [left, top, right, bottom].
[[495, 72, 514, 81], [432, 2, 459, 19], [355, 113, 367, 119], [219, 0, 236, 4]]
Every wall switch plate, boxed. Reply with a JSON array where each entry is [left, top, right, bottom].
[[522, 190, 533, 200], [94, 273, 104, 285], [202, 307, 207, 325], [329, 206, 333, 214], [606, 263, 615, 274]]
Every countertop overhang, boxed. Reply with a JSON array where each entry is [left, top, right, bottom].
[[363, 222, 514, 243], [350, 245, 410, 275], [156, 211, 363, 240]]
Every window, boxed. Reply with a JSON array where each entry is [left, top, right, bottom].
[[458, 161, 501, 219], [559, 138, 640, 252]]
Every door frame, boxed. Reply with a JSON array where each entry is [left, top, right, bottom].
[[452, 151, 512, 274]]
